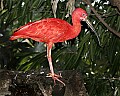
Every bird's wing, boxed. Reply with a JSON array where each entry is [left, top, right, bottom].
[[10, 18, 73, 43]]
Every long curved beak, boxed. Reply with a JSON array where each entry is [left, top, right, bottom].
[[85, 18, 101, 46]]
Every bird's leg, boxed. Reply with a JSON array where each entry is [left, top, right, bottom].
[[47, 42, 65, 86], [47, 42, 54, 75]]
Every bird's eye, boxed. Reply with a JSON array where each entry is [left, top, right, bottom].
[[82, 13, 86, 17]]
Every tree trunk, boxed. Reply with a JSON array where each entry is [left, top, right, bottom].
[[0, 69, 89, 96]]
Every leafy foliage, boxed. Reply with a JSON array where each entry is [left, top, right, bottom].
[[0, 0, 120, 96]]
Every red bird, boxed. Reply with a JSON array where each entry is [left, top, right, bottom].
[[10, 8, 99, 86]]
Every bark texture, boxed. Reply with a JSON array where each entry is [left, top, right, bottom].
[[0, 69, 89, 96]]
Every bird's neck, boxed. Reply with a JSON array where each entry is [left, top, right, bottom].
[[72, 16, 81, 35]]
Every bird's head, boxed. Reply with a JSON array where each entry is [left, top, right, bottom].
[[72, 8, 101, 45], [72, 8, 88, 21]]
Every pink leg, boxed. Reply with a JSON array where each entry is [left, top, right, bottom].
[[47, 42, 54, 75], [47, 42, 65, 86]]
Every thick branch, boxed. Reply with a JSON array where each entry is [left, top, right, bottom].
[[83, 0, 120, 38], [0, 70, 88, 96]]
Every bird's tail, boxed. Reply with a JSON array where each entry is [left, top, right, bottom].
[[9, 36, 19, 40], [10, 35, 28, 40], [9, 31, 28, 40]]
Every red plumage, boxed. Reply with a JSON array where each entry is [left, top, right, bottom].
[[10, 18, 75, 43], [10, 8, 88, 85]]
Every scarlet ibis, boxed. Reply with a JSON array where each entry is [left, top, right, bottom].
[[10, 8, 100, 86]]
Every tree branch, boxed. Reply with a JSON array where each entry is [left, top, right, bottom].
[[83, 0, 120, 38], [0, 70, 89, 96]]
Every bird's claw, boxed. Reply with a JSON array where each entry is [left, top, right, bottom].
[[46, 73, 62, 78], [46, 73, 65, 86]]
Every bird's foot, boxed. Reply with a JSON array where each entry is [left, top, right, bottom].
[[46, 73, 65, 86]]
